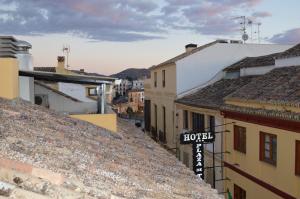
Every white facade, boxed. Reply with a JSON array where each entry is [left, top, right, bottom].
[[132, 80, 144, 90], [176, 43, 292, 96], [114, 79, 132, 96], [58, 82, 96, 103], [275, 56, 300, 67], [35, 84, 97, 114]]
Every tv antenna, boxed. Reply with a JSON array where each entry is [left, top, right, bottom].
[[62, 44, 70, 68], [232, 16, 249, 43]]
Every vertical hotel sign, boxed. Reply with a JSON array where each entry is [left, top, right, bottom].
[[180, 131, 215, 179]]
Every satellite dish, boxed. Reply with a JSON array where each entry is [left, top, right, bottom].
[[242, 33, 249, 41]]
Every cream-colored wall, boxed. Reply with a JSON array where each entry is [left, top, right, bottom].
[[225, 168, 282, 199], [176, 103, 225, 193], [0, 58, 19, 99], [146, 64, 177, 148], [224, 118, 300, 199], [70, 114, 117, 132]]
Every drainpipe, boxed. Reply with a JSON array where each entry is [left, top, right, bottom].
[[97, 84, 106, 114]]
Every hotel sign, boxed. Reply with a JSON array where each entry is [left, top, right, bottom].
[[180, 131, 215, 179]]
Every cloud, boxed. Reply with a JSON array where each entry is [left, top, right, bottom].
[[268, 28, 300, 44], [0, 0, 163, 41], [0, 0, 268, 41], [163, 0, 265, 35], [252, 11, 272, 18]]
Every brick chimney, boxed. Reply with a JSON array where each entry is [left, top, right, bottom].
[[185, 44, 197, 52]]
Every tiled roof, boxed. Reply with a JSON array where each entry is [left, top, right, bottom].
[[223, 53, 279, 72], [0, 98, 221, 198], [34, 67, 56, 73], [175, 76, 255, 110], [35, 81, 81, 102], [226, 65, 300, 107], [222, 104, 300, 122], [276, 43, 300, 59], [150, 41, 218, 70]]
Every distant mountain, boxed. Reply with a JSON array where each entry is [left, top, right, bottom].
[[110, 68, 150, 80]]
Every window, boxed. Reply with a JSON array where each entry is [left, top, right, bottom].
[[192, 113, 204, 132], [154, 72, 157, 87], [234, 184, 246, 199], [162, 106, 166, 133], [154, 104, 157, 130], [88, 88, 97, 96], [234, 125, 246, 153], [162, 70, 166, 87], [260, 132, 277, 165], [209, 116, 215, 133], [183, 151, 189, 168], [296, 140, 300, 176], [183, 110, 189, 129]]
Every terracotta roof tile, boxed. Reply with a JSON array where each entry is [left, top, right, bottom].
[[175, 76, 256, 109], [223, 53, 279, 72], [276, 43, 300, 59], [226, 65, 300, 107]]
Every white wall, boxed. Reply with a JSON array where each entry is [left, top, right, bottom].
[[275, 56, 300, 67], [35, 84, 97, 114], [176, 43, 292, 95], [19, 76, 34, 103], [240, 65, 274, 76], [58, 82, 95, 102]]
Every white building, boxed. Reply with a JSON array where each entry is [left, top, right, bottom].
[[132, 79, 144, 90], [114, 79, 132, 96]]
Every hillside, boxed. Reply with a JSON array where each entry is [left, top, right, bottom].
[[0, 98, 220, 199], [110, 68, 150, 80]]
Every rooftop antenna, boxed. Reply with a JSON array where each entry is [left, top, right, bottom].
[[247, 19, 253, 42], [254, 22, 262, 43], [62, 44, 70, 68], [232, 16, 249, 43]]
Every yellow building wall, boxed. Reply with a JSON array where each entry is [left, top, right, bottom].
[[224, 118, 300, 199], [145, 64, 177, 149], [225, 168, 282, 199], [70, 114, 117, 132], [0, 58, 19, 99]]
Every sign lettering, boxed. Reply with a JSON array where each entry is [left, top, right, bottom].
[[180, 131, 215, 179]]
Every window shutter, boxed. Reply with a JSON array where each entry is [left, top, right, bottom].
[[296, 140, 300, 175], [259, 132, 264, 161]]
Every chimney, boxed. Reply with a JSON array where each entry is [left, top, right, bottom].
[[56, 56, 65, 74], [185, 44, 197, 52], [0, 36, 19, 99]]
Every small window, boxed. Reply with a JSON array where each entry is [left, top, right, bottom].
[[260, 132, 277, 165], [154, 72, 157, 87], [192, 113, 204, 132], [183, 151, 189, 168], [162, 70, 166, 87], [234, 125, 246, 153], [88, 88, 97, 96], [234, 184, 246, 199], [296, 140, 300, 176], [183, 110, 189, 129]]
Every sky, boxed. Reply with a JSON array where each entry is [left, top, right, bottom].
[[0, 0, 300, 75]]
